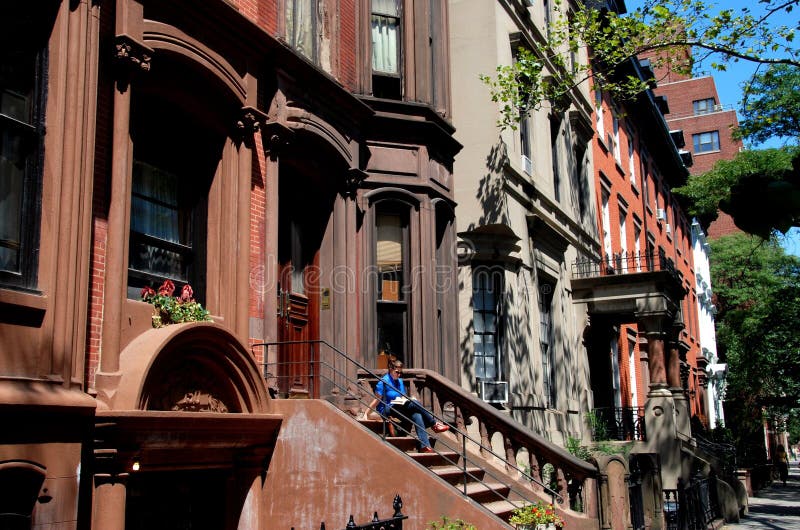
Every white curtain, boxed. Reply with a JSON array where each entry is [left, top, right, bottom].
[[286, 0, 315, 60], [371, 0, 399, 74]]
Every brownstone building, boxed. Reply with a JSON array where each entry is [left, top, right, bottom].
[[1, 0, 480, 527]]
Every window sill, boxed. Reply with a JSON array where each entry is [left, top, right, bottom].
[[0, 287, 47, 311]]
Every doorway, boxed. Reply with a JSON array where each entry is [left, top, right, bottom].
[[276, 165, 333, 398], [126, 469, 227, 530]]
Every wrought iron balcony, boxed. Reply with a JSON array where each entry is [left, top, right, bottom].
[[591, 406, 646, 442], [571, 250, 687, 321], [572, 249, 678, 280]]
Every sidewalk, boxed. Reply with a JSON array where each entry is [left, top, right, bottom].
[[722, 462, 800, 530]]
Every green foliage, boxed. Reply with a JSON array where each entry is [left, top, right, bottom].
[[738, 65, 800, 145], [709, 234, 800, 458], [566, 436, 593, 462], [481, 0, 800, 129], [585, 410, 610, 440], [141, 280, 212, 327], [673, 146, 800, 237], [427, 517, 476, 530]]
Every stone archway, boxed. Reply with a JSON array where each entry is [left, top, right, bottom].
[[92, 323, 282, 530]]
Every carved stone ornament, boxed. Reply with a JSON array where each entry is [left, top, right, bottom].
[[343, 168, 367, 197], [172, 390, 229, 413], [236, 106, 268, 137], [114, 34, 152, 74]]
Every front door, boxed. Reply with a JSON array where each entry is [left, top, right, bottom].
[[277, 171, 322, 398]]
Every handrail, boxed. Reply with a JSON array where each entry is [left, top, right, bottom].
[[255, 339, 599, 515]]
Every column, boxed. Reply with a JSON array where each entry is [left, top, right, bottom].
[[92, 473, 128, 530]]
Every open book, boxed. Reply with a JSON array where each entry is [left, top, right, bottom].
[[390, 396, 410, 406]]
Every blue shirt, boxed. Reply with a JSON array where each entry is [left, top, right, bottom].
[[375, 373, 406, 415]]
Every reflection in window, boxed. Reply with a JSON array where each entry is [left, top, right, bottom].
[[286, 0, 317, 62], [376, 210, 407, 361], [0, 16, 46, 289], [472, 266, 503, 381]]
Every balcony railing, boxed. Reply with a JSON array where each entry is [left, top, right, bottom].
[[572, 250, 678, 280], [591, 407, 646, 442]]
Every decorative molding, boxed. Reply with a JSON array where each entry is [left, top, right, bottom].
[[172, 390, 229, 413], [236, 106, 268, 137], [342, 168, 367, 198], [114, 34, 153, 75]]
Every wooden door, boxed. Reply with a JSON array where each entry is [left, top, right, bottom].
[[277, 218, 319, 398]]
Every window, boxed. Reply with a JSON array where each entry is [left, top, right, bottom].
[[627, 337, 638, 408], [692, 98, 715, 115], [610, 337, 621, 408], [612, 114, 621, 164], [595, 90, 604, 139], [127, 160, 206, 299], [286, 0, 318, 62], [618, 205, 628, 267], [0, 11, 47, 290], [601, 189, 612, 260], [633, 222, 642, 271], [692, 131, 720, 153], [628, 135, 636, 185], [574, 144, 587, 218], [371, 0, 401, 99], [550, 116, 561, 202], [539, 277, 556, 408], [472, 265, 503, 381], [543, 0, 552, 39], [376, 208, 408, 361]]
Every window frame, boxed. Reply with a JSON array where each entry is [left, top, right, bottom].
[[692, 130, 720, 153], [371, 0, 402, 99], [692, 98, 715, 115], [471, 263, 504, 382], [538, 276, 556, 408], [0, 25, 47, 291], [285, 0, 319, 63], [375, 203, 410, 362]]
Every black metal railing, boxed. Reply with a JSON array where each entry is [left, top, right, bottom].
[[663, 475, 720, 530], [694, 433, 737, 480], [572, 249, 679, 280], [295, 494, 407, 530], [255, 340, 595, 516], [591, 407, 647, 441]]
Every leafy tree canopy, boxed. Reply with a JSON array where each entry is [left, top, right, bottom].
[[710, 234, 800, 419], [481, 0, 799, 129], [738, 64, 800, 145], [673, 146, 800, 237]]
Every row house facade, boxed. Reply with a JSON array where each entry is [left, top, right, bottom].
[[0, 0, 509, 528], [449, 0, 600, 446]]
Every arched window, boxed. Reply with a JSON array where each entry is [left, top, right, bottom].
[[375, 204, 409, 362]]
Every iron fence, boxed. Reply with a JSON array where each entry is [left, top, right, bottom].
[[572, 249, 679, 280], [591, 406, 647, 441]]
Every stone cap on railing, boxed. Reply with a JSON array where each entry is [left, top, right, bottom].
[[361, 367, 598, 482]]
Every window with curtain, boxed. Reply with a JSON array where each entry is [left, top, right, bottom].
[[286, 0, 317, 62], [472, 265, 503, 381], [538, 277, 556, 408], [128, 160, 200, 299], [376, 209, 408, 361], [371, 0, 401, 99], [0, 13, 46, 290]]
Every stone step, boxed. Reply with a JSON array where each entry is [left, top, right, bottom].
[[430, 464, 486, 485]]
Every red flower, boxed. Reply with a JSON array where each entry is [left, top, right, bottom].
[[179, 284, 194, 303], [141, 286, 156, 300], [158, 279, 175, 297]]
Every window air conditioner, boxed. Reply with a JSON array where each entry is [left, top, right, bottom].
[[521, 154, 533, 175], [656, 208, 667, 222], [479, 380, 509, 404], [665, 223, 672, 235]]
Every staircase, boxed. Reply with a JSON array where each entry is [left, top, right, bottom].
[[258, 340, 601, 529], [359, 417, 521, 520]]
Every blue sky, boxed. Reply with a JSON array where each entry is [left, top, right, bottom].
[[625, 0, 800, 255]]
